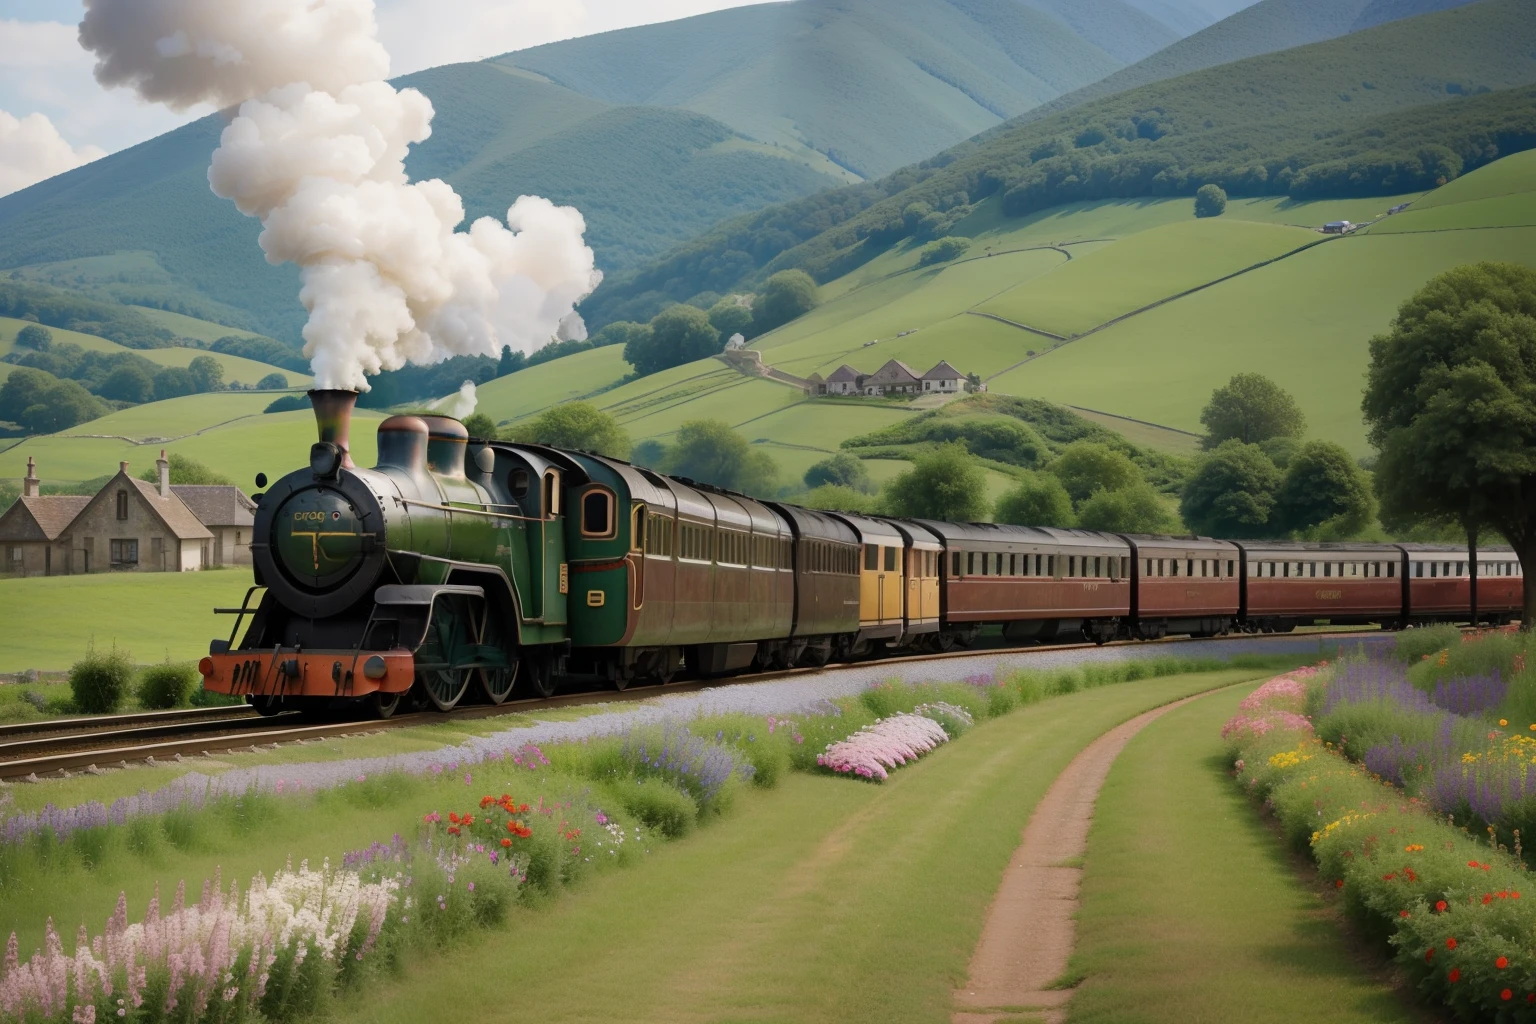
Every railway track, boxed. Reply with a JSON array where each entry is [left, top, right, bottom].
[[0, 628, 1384, 782]]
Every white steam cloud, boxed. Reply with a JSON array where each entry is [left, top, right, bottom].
[[78, 0, 602, 391], [0, 108, 105, 197], [429, 381, 479, 419]]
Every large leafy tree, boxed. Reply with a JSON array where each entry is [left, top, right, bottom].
[[750, 270, 820, 336], [994, 471, 1074, 528], [508, 401, 630, 459], [1180, 439, 1281, 537], [1273, 440, 1374, 537], [804, 453, 873, 493], [663, 419, 778, 495], [1362, 261, 1536, 621], [1199, 373, 1305, 448], [624, 305, 719, 377], [881, 442, 987, 522], [1077, 483, 1177, 534], [1047, 441, 1140, 504]]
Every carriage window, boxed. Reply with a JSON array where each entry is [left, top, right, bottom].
[[1457, 561, 1465, 576], [630, 504, 646, 551], [952, 552, 961, 577], [1092, 556, 1101, 578], [509, 469, 530, 498], [884, 546, 897, 572], [1323, 563, 1331, 578], [864, 544, 878, 571], [542, 471, 560, 517], [1067, 556, 1076, 577], [1429, 562, 1437, 578], [581, 489, 615, 537], [1388, 562, 1396, 578]]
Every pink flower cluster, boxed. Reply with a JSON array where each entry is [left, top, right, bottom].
[[1221, 670, 1321, 745], [817, 714, 950, 781], [0, 862, 396, 1023]]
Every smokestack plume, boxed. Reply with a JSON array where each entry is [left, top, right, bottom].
[[310, 389, 358, 469], [78, 0, 603, 393]]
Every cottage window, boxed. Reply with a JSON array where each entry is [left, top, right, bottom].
[[5, 545, 19, 569], [116, 490, 128, 520], [109, 539, 138, 566]]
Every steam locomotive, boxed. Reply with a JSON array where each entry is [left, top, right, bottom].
[[198, 391, 1526, 717]]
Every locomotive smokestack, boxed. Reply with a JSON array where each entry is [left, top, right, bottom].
[[309, 389, 358, 470]]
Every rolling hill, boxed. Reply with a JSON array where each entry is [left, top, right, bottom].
[[1022, 0, 1486, 120], [582, 0, 1536, 327], [493, 0, 1183, 180]]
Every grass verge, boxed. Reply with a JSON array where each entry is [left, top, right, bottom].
[[1067, 684, 1426, 1024]]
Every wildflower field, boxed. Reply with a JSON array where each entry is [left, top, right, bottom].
[[0, 651, 1307, 1024], [1225, 627, 1536, 1022]]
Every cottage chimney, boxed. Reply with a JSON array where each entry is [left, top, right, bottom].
[[157, 449, 170, 498], [308, 390, 358, 469], [23, 456, 38, 498], [120, 461, 129, 475]]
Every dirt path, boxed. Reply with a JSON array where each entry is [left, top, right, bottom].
[[953, 692, 1213, 1024]]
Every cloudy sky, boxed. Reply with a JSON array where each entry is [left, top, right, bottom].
[[0, 0, 778, 196]]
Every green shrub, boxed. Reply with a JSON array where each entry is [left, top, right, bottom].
[[600, 778, 696, 838], [1407, 629, 1527, 690], [136, 661, 197, 709], [0, 701, 42, 724], [1397, 623, 1477, 663], [69, 644, 134, 714]]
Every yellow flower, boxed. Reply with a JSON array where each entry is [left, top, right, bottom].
[[1501, 719, 1509, 727]]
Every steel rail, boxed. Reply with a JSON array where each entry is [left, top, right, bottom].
[[0, 627, 1384, 782]]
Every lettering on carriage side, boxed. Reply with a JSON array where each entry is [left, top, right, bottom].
[[1186, 589, 1201, 598], [1082, 582, 1100, 592], [1316, 589, 1342, 600]]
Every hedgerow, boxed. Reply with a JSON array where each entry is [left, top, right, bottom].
[[1229, 666, 1536, 1021]]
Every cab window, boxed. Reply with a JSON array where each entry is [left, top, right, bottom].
[[884, 546, 897, 572], [582, 489, 615, 537]]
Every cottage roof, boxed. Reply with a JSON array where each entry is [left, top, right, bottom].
[[0, 496, 90, 543], [804, 371, 824, 383], [125, 477, 214, 540], [920, 360, 964, 381], [825, 364, 864, 383], [171, 486, 257, 529], [863, 359, 920, 385]]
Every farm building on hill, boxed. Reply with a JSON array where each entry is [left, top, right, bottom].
[[0, 452, 254, 577], [862, 359, 921, 396], [824, 364, 864, 395], [808, 360, 981, 398], [920, 360, 965, 393]]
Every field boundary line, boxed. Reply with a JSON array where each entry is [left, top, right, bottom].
[[965, 311, 1067, 341], [982, 234, 1343, 382], [952, 687, 1226, 1024], [1064, 405, 1201, 439]]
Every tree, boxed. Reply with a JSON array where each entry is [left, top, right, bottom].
[[461, 412, 497, 440], [624, 306, 718, 377], [1076, 483, 1177, 534], [508, 401, 630, 459], [631, 438, 666, 469], [707, 298, 754, 338], [881, 443, 987, 521], [495, 345, 524, 378], [15, 324, 51, 351], [256, 372, 289, 390], [1180, 439, 1281, 537], [1194, 183, 1227, 218], [995, 472, 1074, 528], [1047, 441, 1140, 504], [1273, 440, 1374, 537], [804, 453, 873, 493], [100, 364, 155, 403], [138, 454, 233, 486], [801, 484, 881, 515], [1199, 373, 1305, 448], [918, 237, 970, 266], [0, 367, 106, 433], [187, 355, 224, 393], [663, 419, 777, 494], [1362, 262, 1536, 621], [590, 320, 651, 351], [750, 270, 820, 336], [153, 366, 197, 401]]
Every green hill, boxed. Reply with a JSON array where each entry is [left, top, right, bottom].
[[1023, 0, 1484, 120], [582, 0, 1536, 327], [494, 0, 1180, 179], [0, 62, 847, 344]]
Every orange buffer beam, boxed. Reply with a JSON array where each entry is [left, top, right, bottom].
[[199, 649, 414, 699]]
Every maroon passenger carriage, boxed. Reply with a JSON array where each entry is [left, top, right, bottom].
[[1237, 542, 1406, 631], [1401, 544, 1523, 625], [1123, 534, 1240, 638]]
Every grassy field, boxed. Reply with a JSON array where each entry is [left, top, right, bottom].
[[1067, 684, 1420, 1023], [0, 572, 255, 672], [0, 315, 306, 386], [475, 344, 632, 425]]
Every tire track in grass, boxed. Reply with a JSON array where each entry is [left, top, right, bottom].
[[1062, 685, 1436, 1024]]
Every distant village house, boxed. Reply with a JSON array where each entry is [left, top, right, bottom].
[[0, 453, 256, 577], [807, 359, 977, 397]]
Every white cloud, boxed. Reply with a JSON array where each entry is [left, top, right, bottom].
[[376, 0, 588, 75], [0, 106, 104, 196]]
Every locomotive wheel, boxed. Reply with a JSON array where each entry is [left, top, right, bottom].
[[522, 655, 557, 700], [369, 690, 403, 720], [476, 607, 518, 706], [416, 594, 475, 711]]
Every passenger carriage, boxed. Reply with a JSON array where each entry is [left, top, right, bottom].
[[1237, 541, 1404, 631], [1402, 544, 1523, 625], [1124, 534, 1240, 638]]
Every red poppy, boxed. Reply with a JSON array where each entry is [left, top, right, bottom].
[[1498, 957, 1510, 969], [448, 812, 460, 824], [1447, 938, 1459, 950], [1469, 860, 1479, 868], [1516, 892, 1523, 899], [1503, 989, 1514, 1001], [1449, 969, 1461, 983], [1435, 901, 1448, 912], [1484, 894, 1495, 905], [1335, 879, 1344, 889], [1528, 993, 1535, 1004], [1399, 910, 1411, 918], [1425, 949, 1435, 963], [500, 838, 512, 848]]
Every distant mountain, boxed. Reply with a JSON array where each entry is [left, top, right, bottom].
[[1020, 0, 1485, 121], [492, 0, 1182, 179], [0, 63, 846, 343], [581, 0, 1536, 328]]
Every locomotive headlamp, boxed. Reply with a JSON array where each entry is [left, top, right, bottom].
[[310, 441, 344, 479]]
